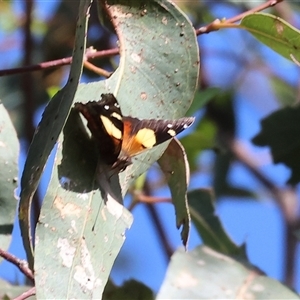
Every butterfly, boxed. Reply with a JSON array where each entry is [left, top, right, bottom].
[[74, 93, 195, 172]]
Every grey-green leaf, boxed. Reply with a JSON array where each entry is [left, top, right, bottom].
[[188, 189, 245, 256], [18, 0, 92, 268], [157, 246, 300, 299], [240, 13, 300, 63], [34, 109, 133, 299], [158, 138, 191, 247]]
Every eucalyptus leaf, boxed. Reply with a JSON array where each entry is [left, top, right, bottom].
[[188, 189, 245, 256], [240, 13, 300, 63], [158, 138, 190, 247], [18, 0, 92, 268], [34, 108, 133, 299], [157, 246, 300, 299]]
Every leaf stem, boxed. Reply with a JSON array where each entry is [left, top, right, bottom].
[[0, 48, 119, 77], [13, 287, 36, 300]]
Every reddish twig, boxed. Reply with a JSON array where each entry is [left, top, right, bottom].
[[128, 193, 171, 211], [0, 248, 34, 281], [13, 287, 36, 300], [0, 48, 119, 77], [196, 0, 284, 35]]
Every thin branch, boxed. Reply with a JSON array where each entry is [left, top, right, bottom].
[[0, 248, 34, 281], [229, 140, 298, 221], [143, 180, 174, 260], [196, 0, 284, 35], [147, 204, 174, 259], [13, 287, 36, 300], [22, 0, 34, 140], [128, 193, 170, 211], [228, 139, 299, 288], [286, 226, 298, 288], [136, 193, 171, 205], [128, 192, 177, 259], [0, 48, 119, 77]]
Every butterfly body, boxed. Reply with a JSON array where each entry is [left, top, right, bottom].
[[75, 93, 194, 172]]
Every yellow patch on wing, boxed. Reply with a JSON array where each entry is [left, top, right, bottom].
[[135, 128, 157, 148], [111, 112, 122, 120], [100, 115, 122, 140]]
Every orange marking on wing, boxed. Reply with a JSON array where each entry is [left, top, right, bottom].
[[122, 120, 146, 157]]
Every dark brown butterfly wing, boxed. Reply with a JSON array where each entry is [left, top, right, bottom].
[[120, 116, 195, 158], [75, 93, 195, 172], [74, 93, 123, 165]]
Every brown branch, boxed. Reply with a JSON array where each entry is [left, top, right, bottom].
[[13, 287, 36, 300], [0, 48, 119, 77], [130, 194, 177, 260], [285, 226, 298, 288], [229, 140, 298, 221], [146, 203, 174, 260], [143, 180, 174, 260], [196, 0, 284, 35], [228, 139, 299, 288], [0, 248, 34, 281], [22, 0, 34, 140], [133, 193, 171, 206]]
